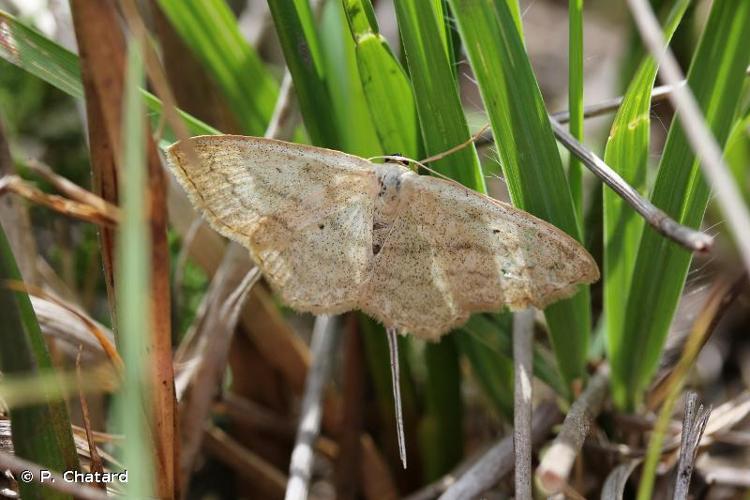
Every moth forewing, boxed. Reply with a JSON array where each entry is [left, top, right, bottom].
[[165, 135, 600, 340]]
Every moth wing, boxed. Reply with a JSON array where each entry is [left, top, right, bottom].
[[360, 175, 599, 340], [166, 135, 379, 313]]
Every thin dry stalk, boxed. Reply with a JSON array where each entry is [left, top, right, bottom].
[[178, 249, 260, 491], [0, 120, 39, 284], [9, 282, 122, 370], [513, 308, 534, 500], [75, 348, 106, 491], [203, 424, 287, 499], [673, 393, 711, 500], [627, 0, 750, 273], [285, 315, 340, 500], [0, 451, 110, 500], [25, 159, 122, 221], [549, 119, 712, 253], [0, 175, 119, 226], [601, 459, 643, 500], [536, 365, 610, 495], [438, 402, 562, 500]]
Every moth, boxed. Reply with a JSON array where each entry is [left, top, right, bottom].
[[165, 135, 599, 340]]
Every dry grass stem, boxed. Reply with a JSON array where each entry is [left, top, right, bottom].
[[0, 175, 119, 226], [285, 315, 340, 500], [549, 119, 712, 253], [513, 308, 534, 500], [536, 365, 610, 495], [439, 401, 562, 500], [178, 247, 260, 491], [203, 424, 287, 499], [673, 393, 711, 500]]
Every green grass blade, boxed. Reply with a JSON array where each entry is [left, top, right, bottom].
[[0, 10, 219, 139], [342, 0, 419, 157], [267, 0, 339, 148], [603, 0, 690, 409], [0, 229, 78, 500], [617, 0, 750, 409], [419, 338, 462, 480], [394, 0, 485, 191], [725, 109, 750, 202], [156, 0, 277, 135], [319, 0, 381, 157], [461, 314, 567, 399], [568, 0, 584, 223], [448, 0, 591, 386], [113, 36, 154, 499]]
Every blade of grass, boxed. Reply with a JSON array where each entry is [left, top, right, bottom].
[[0, 10, 219, 138], [156, 0, 277, 135], [113, 35, 154, 500], [71, 2, 176, 495], [0, 217, 78, 500], [603, 0, 690, 410], [617, 0, 750, 408], [342, 0, 419, 158], [448, 0, 592, 387], [454, 317, 514, 419], [568, 0, 584, 224], [266, 0, 339, 148], [318, 0, 381, 157], [460, 314, 567, 400], [394, 0, 485, 190]]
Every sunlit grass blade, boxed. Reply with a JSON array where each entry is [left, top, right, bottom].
[[113, 36, 154, 499], [156, 0, 277, 135], [394, 0, 485, 190], [604, 0, 689, 409], [318, 0, 381, 157], [267, 0, 339, 148], [725, 109, 750, 202], [568, 0, 584, 223], [617, 0, 750, 409], [0, 10, 219, 140], [447, 0, 591, 386], [0, 228, 79, 500], [342, 0, 419, 158]]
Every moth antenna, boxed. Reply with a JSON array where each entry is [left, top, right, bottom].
[[419, 123, 491, 164], [386, 326, 407, 469]]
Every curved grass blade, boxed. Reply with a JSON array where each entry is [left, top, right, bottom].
[[568, 0, 584, 223], [603, 0, 690, 409], [113, 37, 155, 499], [156, 0, 277, 135], [0, 228, 79, 500], [0, 10, 219, 140], [394, 0, 485, 190], [448, 0, 591, 386], [618, 0, 750, 408], [267, 0, 339, 148], [342, 0, 419, 158], [319, 0, 381, 157]]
